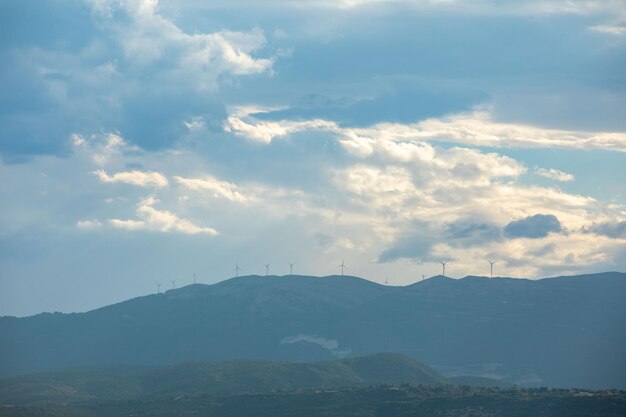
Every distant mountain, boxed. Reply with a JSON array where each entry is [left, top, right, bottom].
[[1, 272, 625, 388], [0, 353, 447, 405]]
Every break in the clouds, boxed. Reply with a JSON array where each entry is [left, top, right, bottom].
[[1, 0, 625, 316]]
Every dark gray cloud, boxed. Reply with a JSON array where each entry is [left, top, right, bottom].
[[583, 221, 626, 239], [445, 221, 502, 245], [0, 0, 268, 161], [504, 214, 562, 239], [378, 220, 501, 263], [378, 226, 437, 263]]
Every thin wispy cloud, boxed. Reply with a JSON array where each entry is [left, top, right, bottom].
[[94, 169, 169, 188]]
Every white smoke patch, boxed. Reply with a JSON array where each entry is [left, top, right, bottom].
[[281, 334, 351, 358]]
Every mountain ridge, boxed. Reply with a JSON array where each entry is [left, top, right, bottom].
[[1, 272, 624, 389]]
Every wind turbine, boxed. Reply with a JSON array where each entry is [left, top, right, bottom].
[[156, 281, 161, 294], [234, 262, 241, 277], [439, 261, 448, 277], [488, 260, 496, 278], [421, 273, 426, 281], [385, 277, 389, 286], [265, 263, 271, 276], [339, 260, 347, 276], [193, 273, 196, 284], [170, 278, 177, 289], [289, 262, 295, 276]]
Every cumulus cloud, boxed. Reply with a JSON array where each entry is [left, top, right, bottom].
[[535, 167, 575, 182], [109, 196, 218, 235], [504, 214, 562, 239], [215, 105, 624, 277], [94, 169, 169, 188], [1, 0, 275, 159], [89, 0, 273, 81]]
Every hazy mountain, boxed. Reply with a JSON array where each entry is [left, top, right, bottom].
[[1, 272, 625, 388], [0, 353, 447, 405]]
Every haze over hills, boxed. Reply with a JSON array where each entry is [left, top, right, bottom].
[[1, 272, 625, 389]]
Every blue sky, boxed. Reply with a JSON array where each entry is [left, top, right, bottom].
[[1, 0, 625, 316]]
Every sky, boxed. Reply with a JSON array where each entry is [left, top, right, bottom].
[[1, 0, 625, 316]]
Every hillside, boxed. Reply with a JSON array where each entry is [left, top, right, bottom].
[[0, 353, 446, 405], [1, 272, 625, 388]]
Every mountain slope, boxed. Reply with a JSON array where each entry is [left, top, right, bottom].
[[1, 272, 625, 388]]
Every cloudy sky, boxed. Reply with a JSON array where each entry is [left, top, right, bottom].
[[1, 0, 625, 316]]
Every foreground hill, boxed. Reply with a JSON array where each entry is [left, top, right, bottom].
[[2, 385, 625, 417], [0, 353, 447, 405], [1, 272, 625, 388]]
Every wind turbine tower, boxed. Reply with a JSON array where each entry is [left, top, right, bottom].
[[421, 273, 426, 281], [234, 262, 242, 278], [170, 279, 177, 289], [156, 281, 161, 294], [339, 260, 347, 276], [385, 277, 389, 286], [488, 260, 496, 278], [440, 261, 448, 277], [193, 273, 196, 284], [289, 262, 295, 276], [265, 263, 271, 276]]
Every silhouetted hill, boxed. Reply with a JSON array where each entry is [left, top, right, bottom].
[[1, 272, 625, 388], [0, 353, 446, 405]]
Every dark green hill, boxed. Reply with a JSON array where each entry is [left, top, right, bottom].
[[2, 385, 625, 417], [1, 272, 625, 388], [0, 353, 445, 405]]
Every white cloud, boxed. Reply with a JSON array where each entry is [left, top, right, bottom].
[[71, 132, 141, 166], [535, 167, 575, 182], [227, 108, 626, 152], [109, 196, 218, 235], [348, 111, 626, 152], [76, 219, 103, 229], [281, 334, 350, 357], [94, 169, 169, 188], [174, 175, 248, 202], [589, 23, 626, 36], [89, 0, 273, 91], [225, 112, 337, 143]]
